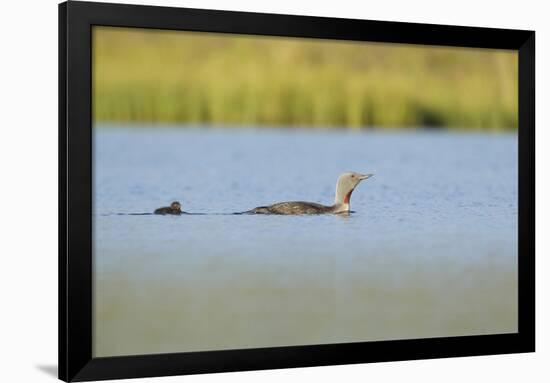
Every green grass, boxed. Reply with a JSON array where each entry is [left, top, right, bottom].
[[92, 27, 518, 130]]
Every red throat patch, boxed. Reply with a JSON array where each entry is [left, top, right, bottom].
[[344, 190, 353, 204]]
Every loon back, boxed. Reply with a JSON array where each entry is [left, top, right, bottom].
[[154, 207, 182, 215], [249, 201, 334, 215]]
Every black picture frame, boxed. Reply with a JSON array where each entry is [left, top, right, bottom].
[[59, 1, 535, 381]]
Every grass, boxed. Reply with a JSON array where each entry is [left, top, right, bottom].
[[92, 27, 518, 131]]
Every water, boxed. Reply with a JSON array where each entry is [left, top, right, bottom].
[[93, 126, 518, 357]]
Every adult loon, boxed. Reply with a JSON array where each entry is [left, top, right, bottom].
[[247, 172, 373, 215], [154, 201, 183, 215]]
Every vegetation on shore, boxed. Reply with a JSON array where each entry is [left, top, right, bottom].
[[93, 27, 518, 130]]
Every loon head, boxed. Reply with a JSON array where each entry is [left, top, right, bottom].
[[334, 172, 373, 212], [170, 201, 182, 211]]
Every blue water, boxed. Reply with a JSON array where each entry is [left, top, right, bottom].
[[92, 126, 518, 357]]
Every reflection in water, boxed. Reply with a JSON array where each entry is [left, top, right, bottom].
[[93, 127, 518, 357]]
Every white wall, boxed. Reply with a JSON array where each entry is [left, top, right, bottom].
[[0, 0, 547, 382]]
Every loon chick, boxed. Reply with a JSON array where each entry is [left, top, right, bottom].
[[154, 201, 182, 215], [248, 172, 373, 215]]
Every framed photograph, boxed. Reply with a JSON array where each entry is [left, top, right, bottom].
[[59, 1, 535, 381]]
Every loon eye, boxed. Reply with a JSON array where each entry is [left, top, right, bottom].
[[351, 174, 356, 178]]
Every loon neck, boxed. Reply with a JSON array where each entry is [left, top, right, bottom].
[[334, 187, 353, 208], [332, 202, 350, 213], [332, 190, 352, 213]]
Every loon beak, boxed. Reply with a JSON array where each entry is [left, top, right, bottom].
[[359, 173, 373, 180]]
